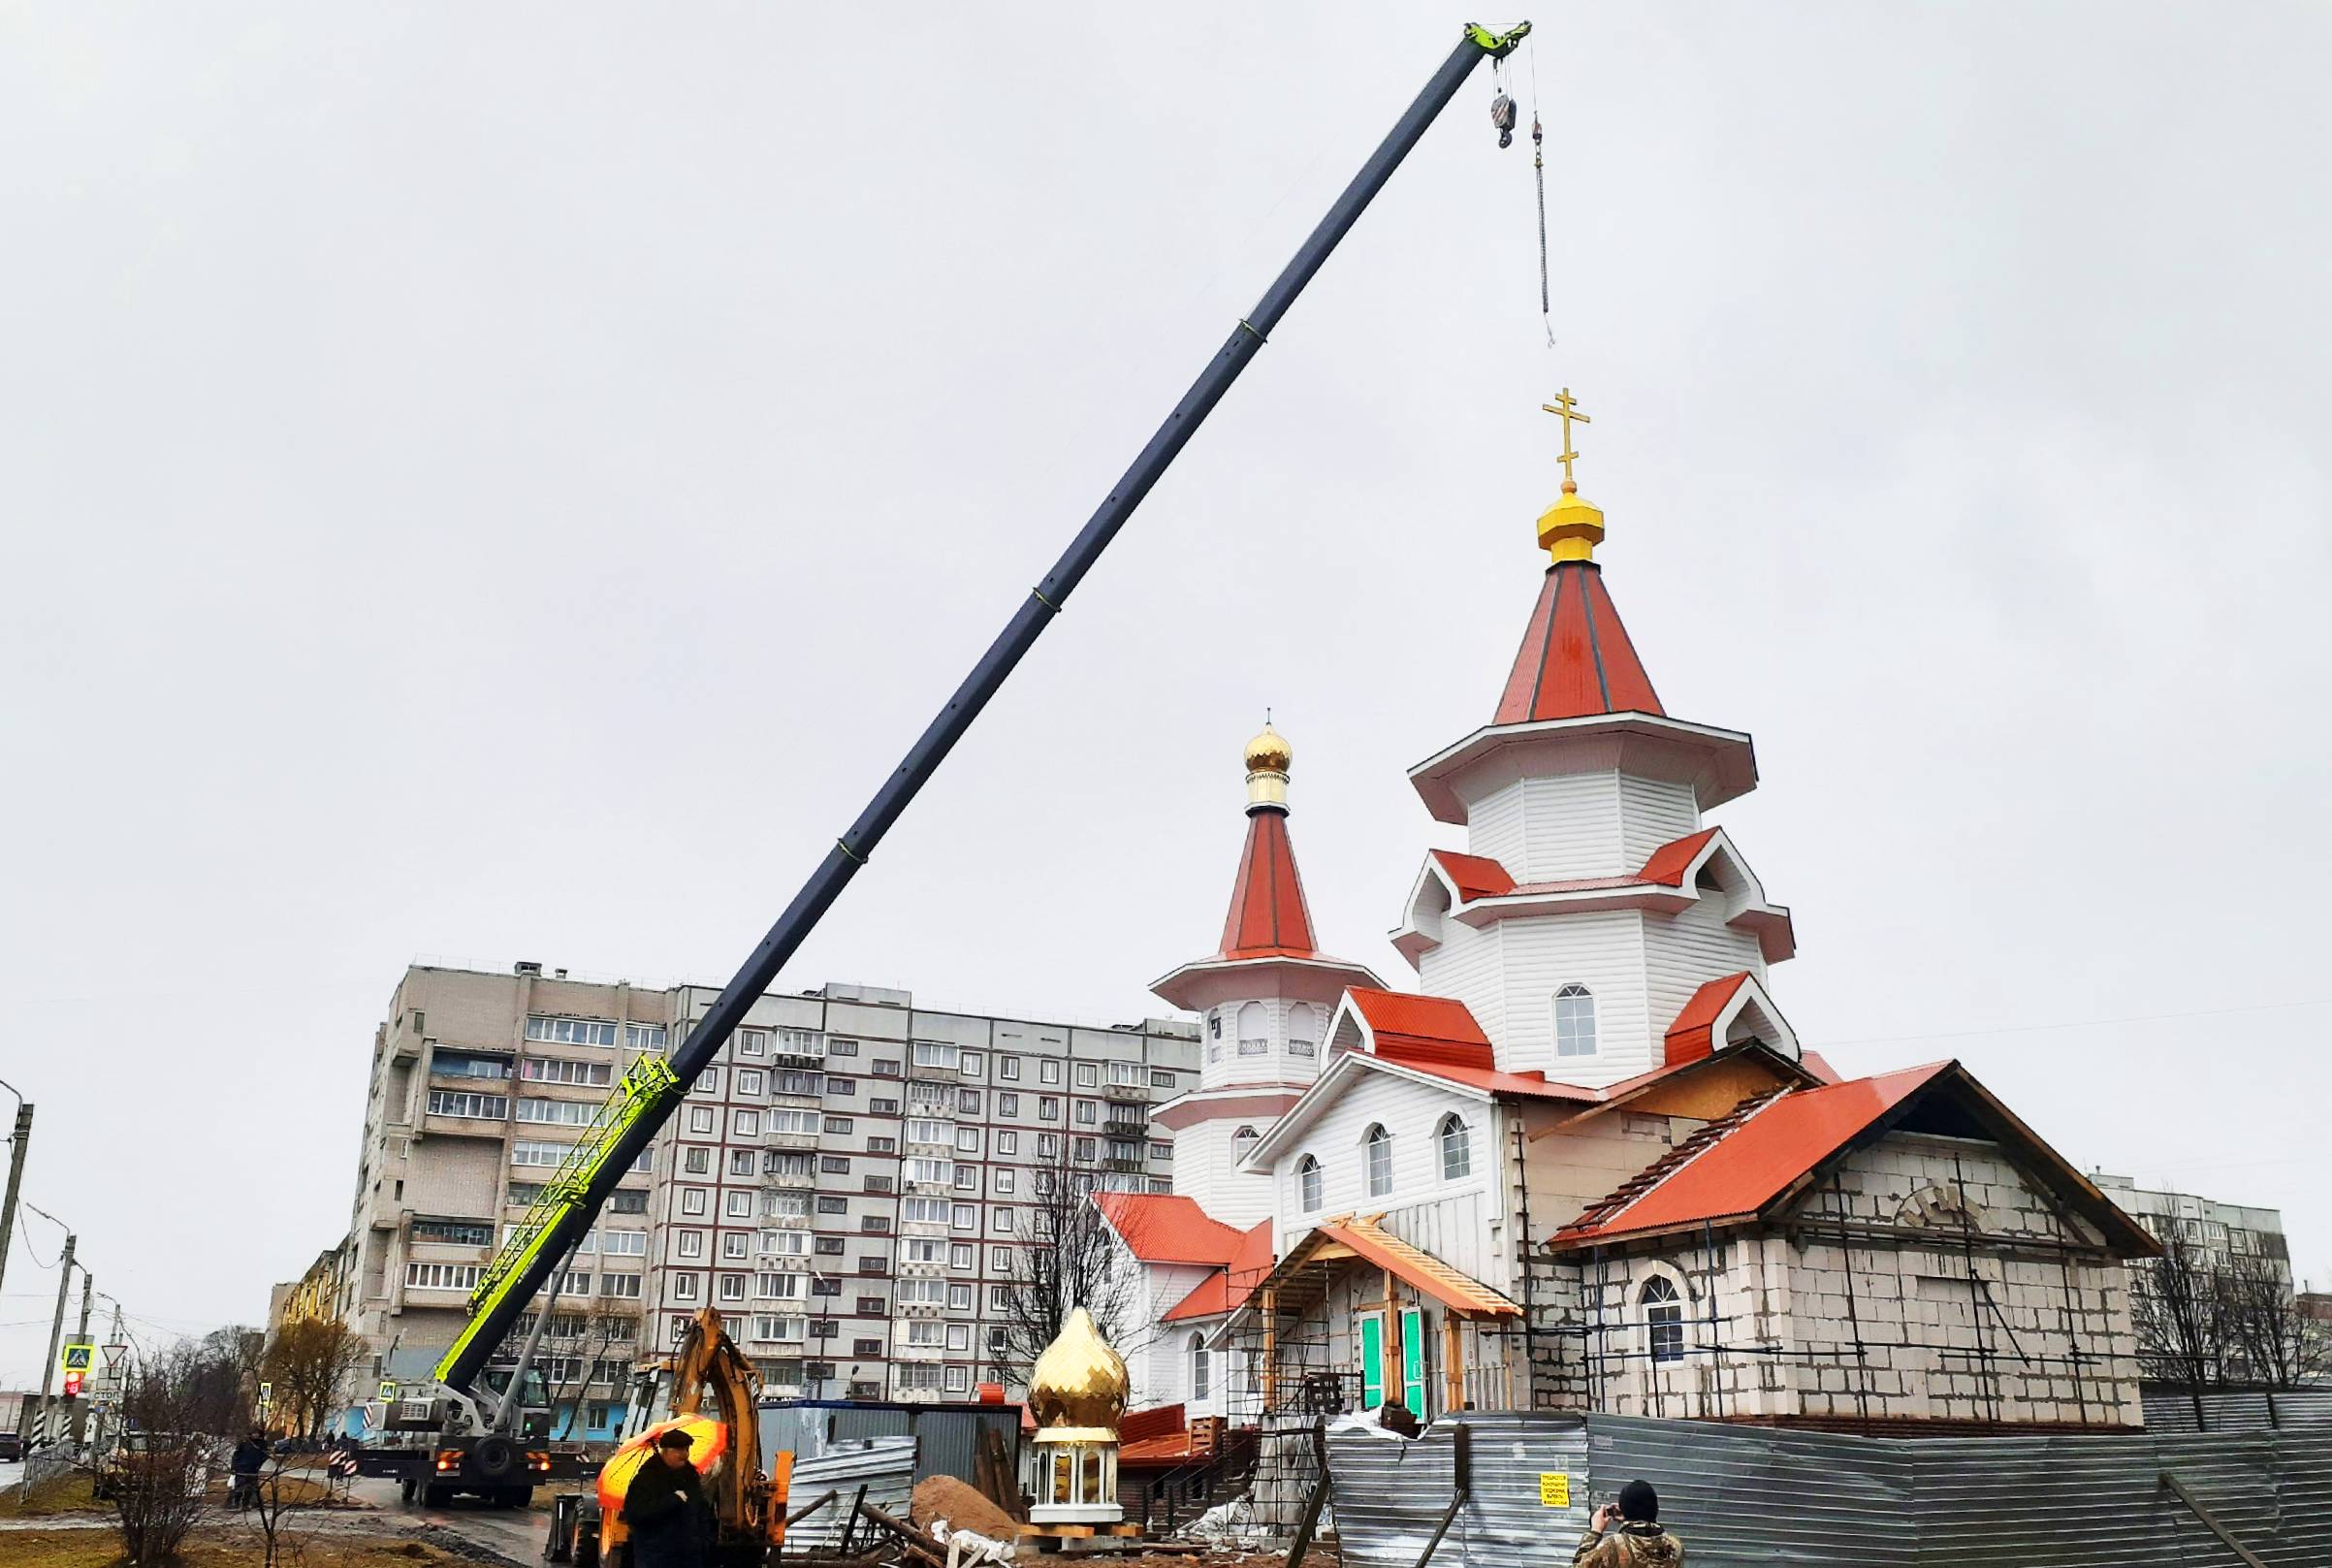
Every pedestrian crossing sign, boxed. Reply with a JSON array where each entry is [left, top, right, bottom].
[[60, 1342, 94, 1376], [379, 1380, 398, 1401]]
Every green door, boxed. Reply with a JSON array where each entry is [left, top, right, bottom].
[[1359, 1313, 1385, 1408], [1400, 1308, 1426, 1419]]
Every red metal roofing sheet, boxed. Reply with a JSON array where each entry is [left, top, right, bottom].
[[1662, 971, 1753, 1066], [1161, 1220, 1273, 1322], [1429, 849, 1517, 901], [1220, 810, 1320, 959], [1093, 1193, 1250, 1265], [1637, 827, 1721, 887], [1492, 562, 1667, 725], [1567, 1063, 1953, 1239]]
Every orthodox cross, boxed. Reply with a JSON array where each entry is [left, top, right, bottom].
[[1541, 388, 1591, 485]]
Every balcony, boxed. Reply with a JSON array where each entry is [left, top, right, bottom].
[[904, 1087, 957, 1117], [892, 1336, 946, 1363], [771, 1073, 826, 1104], [763, 1163, 816, 1191], [898, 1252, 945, 1278], [1103, 1157, 1143, 1174], [766, 1126, 820, 1152], [1102, 1116, 1147, 1139], [1102, 1079, 1153, 1104]]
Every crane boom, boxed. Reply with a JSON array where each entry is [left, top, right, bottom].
[[437, 18, 1531, 1396]]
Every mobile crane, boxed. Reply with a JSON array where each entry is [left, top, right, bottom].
[[382, 16, 1532, 1531]]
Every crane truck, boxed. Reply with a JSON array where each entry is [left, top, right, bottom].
[[367, 17, 1532, 1536]]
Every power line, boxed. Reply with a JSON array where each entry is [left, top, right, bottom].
[[1809, 995, 2332, 1051]]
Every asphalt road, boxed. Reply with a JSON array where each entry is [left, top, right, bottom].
[[345, 1474, 552, 1563], [0, 1460, 21, 1494]]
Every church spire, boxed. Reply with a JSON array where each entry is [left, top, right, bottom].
[[1220, 721, 1316, 957]]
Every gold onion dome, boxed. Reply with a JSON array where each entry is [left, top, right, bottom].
[[1243, 721, 1292, 811], [1028, 1306, 1130, 1431]]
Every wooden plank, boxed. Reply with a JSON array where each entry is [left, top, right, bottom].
[[2160, 1471, 2270, 1568], [1443, 1313, 1465, 1413]]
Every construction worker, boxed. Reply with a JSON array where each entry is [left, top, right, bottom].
[[1573, 1480, 1682, 1566], [623, 1429, 710, 1568]]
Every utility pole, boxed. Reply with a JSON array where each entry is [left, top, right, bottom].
[[33, 1232, 74, 1452], [91, 1300, 125, 1457], [0, 1094, 30, 1301], [68, 1272, 93, 1451]]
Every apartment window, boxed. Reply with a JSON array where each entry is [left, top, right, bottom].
[[688, 1107, 716, 1135], [820, 1156, 851, 1174], [906, 1321, 945, 1348], [951, 1203, 976, 1231], [1074, 1137, 1097, 1162], [857, 1256, 888, 1276], [951, 1242, 975, 1269], [1439, 1114, 1472, 1180], [911, 1042, 960, 1072], [412, 1220, 495, 1247], [725, 1191, 753, 1218], [602, 1272, 642, 1298], [719, 1274, 747, 1302], [1643, 1277, 1684, 1363], [1038, 1098, 1060, 1122], [992, 1207, 1015, 1233], [946, 1323, 971, 1351], [954, 1127, 983, 1155], [815, 1195, 847, 1215], [909, 1119, 951, 1145], [523, 1058, 613, 1087], [1074, 1102, 1098, 1126], [995, 1169, 1015, 1195], [692, 1067, 723, 1097], [609, 1190, 649, 1214], [987, 1284, 1013, 1310], [732, 1109, 761, 1138], [947, 1283, 974, 1310], [874, 1060, 902, 1077], [861, 1215, 893, 1234], [989, 1245, 1013, 1270], [943, 1366, 970, 1393], [777, 1070, 823, 1096], [855, 1339, 884, 1358], [823, 1037, 857, 1057], [1040, 1060, 1062, 1086], [899, 1279, 945, 1306], [722, 1232, 749, 1260], [677, 1232, 705, 1259], [512, 1139, 574, 1168], [906, 1237, 945, 1264], [554, 1270, 592, 1296], [996, 1132, 1018, 1155], [685, 1148, 712, 1175], [826, 1076, 856, 1097], [1364, 1124, 1392, 1198], [673, 1275, 699, 1302], [906, 1158, 954, 1187], [682, 1189, 709, 1216], [1150, 1069, 1175, 1089], [1037, 1134, 1060, 1158], [737, 1070, 766, 1096], [507, 1183, 545, 1207], [960, 1051, 984, 1077], [1149, 1140, 1171, 1161], [815, 1238, 845, 1257], [428, 1090, 507, 1120], [771, 1108, 820, 1138], [410, 1009, 426, 1035], [905, 1197, 951, 1225], [624, 1023, 667, 1052], [527, 1016, 619, 1048], [1071, 1063, 1096, 1088], [1000, 1057, 1021, 1081], [1554, 985, 1598, 1058], [1298, 1156, 1323, 1213], [998, 1093, 1019, 1117], [824, 1115, 854, 1134], [739, 1029, 769, 1057], [871, 1097, 899, 1115], [867, 1137, 897, 1156], [404, 1263, 483, 1292]]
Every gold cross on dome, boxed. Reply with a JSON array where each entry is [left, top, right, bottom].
[[1541, 388, 1591, 485]]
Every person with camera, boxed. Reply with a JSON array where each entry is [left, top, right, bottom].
[[1572, 1479, 1682, 1565]]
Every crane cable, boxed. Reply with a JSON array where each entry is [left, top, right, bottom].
[[1530, 36, 1553, 345]]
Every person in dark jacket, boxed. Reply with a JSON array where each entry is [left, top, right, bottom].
[[1573, 1479, 1683, 1566], [230, 1432, 269, 1511], [623, 1429, 710, 1568]]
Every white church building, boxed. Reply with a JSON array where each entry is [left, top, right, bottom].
[[1095, 416, 2156, 1440]]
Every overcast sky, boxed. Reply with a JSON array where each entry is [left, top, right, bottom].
[[3, 3, 2328, 1386]]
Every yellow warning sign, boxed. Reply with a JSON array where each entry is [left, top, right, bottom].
[[1539, 1472, 1571, 1508], [60, 1343, 94, 1375]]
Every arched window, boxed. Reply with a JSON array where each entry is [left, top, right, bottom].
[[1189, 1332, 1211, 1399], [1297, 1155, 1323, 1213], [1554, 984, 1597, 1057], [1231, 1126, 1260, 1164], [1642, 1276, 1683, 1364], [1287, 1003, 1320, 1059], [1236, 1002, 1269, 1056], [1363, 1124, 1393, 1198], [1438, 1113, 1471, 1180]]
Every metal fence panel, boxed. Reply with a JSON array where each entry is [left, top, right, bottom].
[[1328, 1413, 1591, 1568], [783, 1435, 917, 1551], [2144, 1388, 2332, 1433]]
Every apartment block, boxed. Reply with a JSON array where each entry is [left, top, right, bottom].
[[341, 963, 1198, 1437], [2089, 1172, 2291, 1279]]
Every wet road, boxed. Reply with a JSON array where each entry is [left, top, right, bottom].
[[344, 1474, 551, 1563]]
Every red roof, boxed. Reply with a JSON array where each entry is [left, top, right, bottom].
[[1219, 809, 1319, 959], [1637, 827, 1720, 887], [1429, 849, 1516, 901], [1093, 1193, 1249, 1265], [1492, 561, 1665, 725], [1557, 1063, 1953, 1242], [1663, 971, 1754, 1066], [1162, 1220, 1273, 1322], [1345, 987, 1493, 1068]]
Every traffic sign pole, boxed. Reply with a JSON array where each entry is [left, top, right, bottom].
[[33, 1232, 74, 1452]]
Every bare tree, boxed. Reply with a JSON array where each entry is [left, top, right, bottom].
[[105, 1340, 219, 1565], [990, 1139, 1138, 1388], [263, 1318, 367, 1442], [2221, 1254, 2320, 1392], [195, 1325, 267, 1434], [518, 1297, 636, 1440], [2131, 1233, 2231, 1426]]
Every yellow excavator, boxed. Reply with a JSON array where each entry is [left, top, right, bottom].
[[581, 1308, 792, 1568]]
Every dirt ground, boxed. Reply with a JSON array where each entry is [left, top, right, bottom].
[[0, 1527, 471, 1568]]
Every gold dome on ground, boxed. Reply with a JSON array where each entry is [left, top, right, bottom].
[[1028, 1307, 1130, 1430]]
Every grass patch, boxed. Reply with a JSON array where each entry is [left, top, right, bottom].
[[0, 1525, 474, 1568], [15, 1470, 102, 1515]]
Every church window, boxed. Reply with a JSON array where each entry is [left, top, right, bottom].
[[1363, 1124, 1392, 1198], [1288, 1003, 1320, 1058], [1297, 1155, 1322, 1213], [1642, 1276, 1683, 1364], [1438, 1114, 1471, 1181], [1190, 1332, 1210, 1400], [1231, 1126, 1259, 1163], [1236, 1002, 1269, 1056], [1554, 985, 1597, 1057]]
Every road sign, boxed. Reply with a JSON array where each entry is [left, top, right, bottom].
[[378, 1380, 399, 1401], [102, 1342, 128, 1368], [60, 1342, 94, 1376]]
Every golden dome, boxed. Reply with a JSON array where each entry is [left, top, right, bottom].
[[1537, 477, 1606, 562], [1028, 1307, 1130, 1431], [1243, 721, 1292, 812]]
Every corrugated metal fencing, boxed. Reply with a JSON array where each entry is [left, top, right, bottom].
[[757, 1400, 1020, 1485], [782, 1435, 917, 1551], [1327, 1412, 2332, 1567], [2142, 1387, 2332, 1433]]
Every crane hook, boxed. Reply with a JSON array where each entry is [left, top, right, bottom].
[[1490, 92, 1517, 149]]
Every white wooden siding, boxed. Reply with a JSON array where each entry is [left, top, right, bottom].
[[1642, 900, 1769, 1048], [1171, 1118, 1274, 1229], [1198, 994, 1328, 1095], [1615, 774, 1701, 869], [1518, 773, 1627, 880], [1415, 915, 1505, 1045], [1266, 1072, 1492, 1262], [1460, 776, 1528, 869], [1491, 912, 1657, 1086]]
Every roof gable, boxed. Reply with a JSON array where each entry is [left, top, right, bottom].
[[1094, 1193, 1249, 1265], [1161, 1220, 1273, 1322]]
